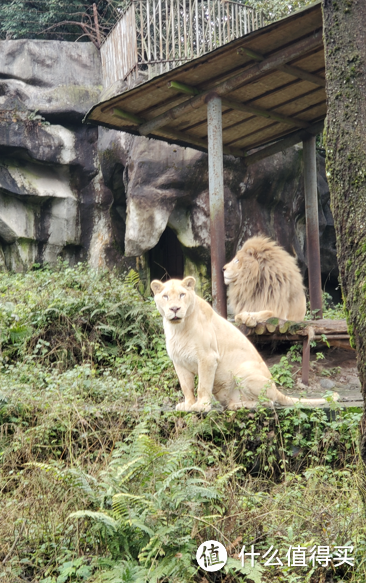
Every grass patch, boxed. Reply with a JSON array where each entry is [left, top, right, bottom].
[[0, 264, 364, 582]]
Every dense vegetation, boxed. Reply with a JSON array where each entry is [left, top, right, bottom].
[[0, 0, 128, 45], [0, 0, 313, 43], [0, 263, 364, 582]]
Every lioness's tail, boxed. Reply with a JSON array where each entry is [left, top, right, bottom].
[[275, 390, 340, 406]]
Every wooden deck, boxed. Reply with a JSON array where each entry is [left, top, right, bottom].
[[236, 317, 362, 409], [239, 317, 352, 351]]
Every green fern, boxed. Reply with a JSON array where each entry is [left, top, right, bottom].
[[25, 462, 98, 503], [68, 510, 118, 531], [69, 424, 220, 581], [92, 560, 149, 583], [9, 325, 33, 344]]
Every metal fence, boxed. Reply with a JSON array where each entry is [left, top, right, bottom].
[[101, 0, 263, 88]]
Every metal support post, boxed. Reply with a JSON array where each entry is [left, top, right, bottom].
[[303, 135, 322, 318], [207, 94, 227, 318], [301, 336, 310, 385]]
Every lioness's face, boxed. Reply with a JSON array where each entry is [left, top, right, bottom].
[[223, 255, 241, 285], [151, 277, 196, 324]]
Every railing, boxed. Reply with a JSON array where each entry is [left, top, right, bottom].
[[101, 0, 263, 89]]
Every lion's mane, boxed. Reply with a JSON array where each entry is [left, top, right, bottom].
[[226, 236, 306, 321]]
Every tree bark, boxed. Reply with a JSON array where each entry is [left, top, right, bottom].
[[322, 0, 366, 460]]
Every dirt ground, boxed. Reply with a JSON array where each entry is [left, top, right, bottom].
[[259, 344, 363, 407]]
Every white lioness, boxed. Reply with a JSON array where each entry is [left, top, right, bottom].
[[151, 277, 337, 412], [223, 235, 306, 327]]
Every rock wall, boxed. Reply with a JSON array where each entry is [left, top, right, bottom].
[[99, 127, 337, 292], [0, 39, 338, 296], [0, 40, 126, 271]]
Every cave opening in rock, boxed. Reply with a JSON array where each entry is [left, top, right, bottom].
[[149, 227, 184, 281]]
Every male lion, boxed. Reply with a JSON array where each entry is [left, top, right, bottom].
[[223, 235, 306, 326], [151, 277, 337, 412]]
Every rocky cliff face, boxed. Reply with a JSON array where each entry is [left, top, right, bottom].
[[0, 39, 338, 295], [99, 127, 337, 294], [0, 40, 119, 271]]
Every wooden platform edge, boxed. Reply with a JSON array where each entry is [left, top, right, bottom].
[[235, 317, 354, 350]]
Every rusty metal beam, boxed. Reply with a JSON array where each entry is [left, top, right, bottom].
[[111, 107, 245, 157], [303, 135, 322, 317], [279, 64, 325, 88], [222, 96, 310, 128], [169, 81, 310, 129], [243, 120, 324, 165], [138, 30, 323, 136], [160, 127, 245, 157], [207, 95, 227, 318], [238, 47, 326, 87]]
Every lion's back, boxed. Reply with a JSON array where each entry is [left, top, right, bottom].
[[228, 236, 306, 321]]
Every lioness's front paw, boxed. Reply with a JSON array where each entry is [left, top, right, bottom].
[[235, 312, 258, 327], [176, 401, 196, 412], [189, 401, 212, 413]]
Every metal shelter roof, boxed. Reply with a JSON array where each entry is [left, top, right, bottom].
[[85, 1, 325, 160]]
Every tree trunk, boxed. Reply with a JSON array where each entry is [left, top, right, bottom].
[[322, 0, 366, 461]]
